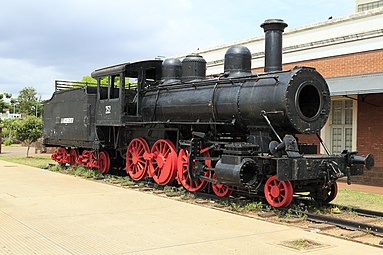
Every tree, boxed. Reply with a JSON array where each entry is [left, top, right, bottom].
[[2, 118, 20, 143], [15, 116, 43, 157], [78, 76, 133, 87], [79, 75, 98, 85], [79, 75, 107, 85], [0, 93, 12, 113], [10, 98, 18, 114], [17, 87, 41, 116]]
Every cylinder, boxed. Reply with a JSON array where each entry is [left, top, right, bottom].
[[214, 158, 258, 186], [260, 19, 288, 72]]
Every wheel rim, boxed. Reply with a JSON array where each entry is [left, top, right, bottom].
[[324, 182, 338, 203], [149, 139, 177, 185], [88, 151, 97, 168], [126, 138, 150, 181], [211, 173, 233, 197], [310, 182, 338, 204], [69, 149, 78, 167], [264, 175, 293, 207], [177, 149, 210, 192], [56, 147, 67, 166], [78, 150, 90, 166], [98, 151, 110, 174]]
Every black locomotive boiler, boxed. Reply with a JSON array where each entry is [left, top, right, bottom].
[[44, 19, 374, 207]]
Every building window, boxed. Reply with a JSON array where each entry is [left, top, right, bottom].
[[331, 100, 353, 154], [357, 0, 383, 12]]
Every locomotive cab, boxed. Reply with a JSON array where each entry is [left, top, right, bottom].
[[91, 60, 162, 126]]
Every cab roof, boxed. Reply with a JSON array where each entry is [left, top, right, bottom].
[[91, 60, 163, 80]]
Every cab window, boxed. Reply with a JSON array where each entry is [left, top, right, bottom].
[[98, 75, 121, 100]]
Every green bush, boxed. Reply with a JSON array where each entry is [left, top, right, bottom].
[[2, 118, 20, 141], [14, 116, 43, 157], [3, 139, 12, 146]]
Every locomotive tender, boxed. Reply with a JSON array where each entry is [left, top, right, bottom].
[[44, 19, 374, 207]]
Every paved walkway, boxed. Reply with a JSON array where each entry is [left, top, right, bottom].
[[0, 160, 381, 255], [0, 145, 51, 157]]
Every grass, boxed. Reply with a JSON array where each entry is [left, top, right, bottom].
[[227, 201, 264, 213], [281, 239, 322, 250], [333, 189, 383, 212], [0, 155, 54, 169], [163, 186, 186, 196], [1, 143, 22, 147]]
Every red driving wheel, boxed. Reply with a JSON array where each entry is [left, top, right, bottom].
[[177, 149, 211, 192], [56, 147, 67, 166], [69, 148, 78, 167], [126, 138, 150, 181], [148, 139, 177, 185], [211, 173, 234, 197], [77, 150, 90, 166], [97, 151, 110, 174], [264, 175, 293, 207]]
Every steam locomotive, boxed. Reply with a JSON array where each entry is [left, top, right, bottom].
[[44, 19, 374, 207]]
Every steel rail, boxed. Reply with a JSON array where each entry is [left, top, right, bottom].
[[301, 211, 383, 235], [352, 208, 383, 218]]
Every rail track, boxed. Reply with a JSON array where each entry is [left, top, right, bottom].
[[288, 208, 383, 235]]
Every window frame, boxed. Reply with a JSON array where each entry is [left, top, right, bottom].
[[97, 74, 124, 101], [321, 97, 358, 154]]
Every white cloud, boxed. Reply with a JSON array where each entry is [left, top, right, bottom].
[[0, 0, 354, 100], [0, 58, 62, 100]]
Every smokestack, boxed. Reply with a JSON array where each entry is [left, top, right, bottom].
[[260, 19, 288, 72]]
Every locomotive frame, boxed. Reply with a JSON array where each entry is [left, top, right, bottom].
[[44, 19, 373, 207]]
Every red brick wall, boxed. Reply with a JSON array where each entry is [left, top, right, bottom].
[[252, 49, 383, 186], [253, 49, 383, 78], [354, 94, 383, 186], [296, 134, 319, 153]]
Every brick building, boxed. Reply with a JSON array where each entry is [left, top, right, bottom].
[[177, 6, 383, 186]]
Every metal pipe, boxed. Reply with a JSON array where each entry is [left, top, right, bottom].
[[260, 19, 288, 72]]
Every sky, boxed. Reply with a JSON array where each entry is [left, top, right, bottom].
[[0, 0, 355, 100]]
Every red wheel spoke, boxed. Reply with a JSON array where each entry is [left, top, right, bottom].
[[211, 173, 233, 197], [148, 140, 177, 185], [152, 165, 160, 175], [177, 149, 210, 192], [164, 148, 171, 157], [137, 146, 144, 155], [137, 158, 145, 164], [97, 151, 110, 174], [159, 143, 163, 153], [264, 175, 293, 208], [126, 138, 150, 181]]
